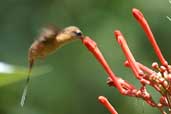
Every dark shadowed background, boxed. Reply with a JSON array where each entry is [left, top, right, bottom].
[[0, 0, 171, 114]]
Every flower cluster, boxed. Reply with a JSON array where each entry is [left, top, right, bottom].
[[81, 8, 171, 114]]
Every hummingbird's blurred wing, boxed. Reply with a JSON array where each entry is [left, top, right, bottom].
[[38, 25, 61, 44]]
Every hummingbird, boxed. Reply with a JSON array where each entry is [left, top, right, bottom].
[[20, 25, 84, 106]]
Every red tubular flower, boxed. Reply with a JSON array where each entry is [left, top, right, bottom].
[[114, 31, 142, 78], [80, 7, 171, 114], [113, 8, 171, 113], [98, 96, 118, 114], [132, 9, 171, 111], [132, 8, 168, 67], [81, 37, 126, 94], [114, 30, 150, 85]]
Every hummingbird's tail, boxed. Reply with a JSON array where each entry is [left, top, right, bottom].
[[20, 59, 34, 107]]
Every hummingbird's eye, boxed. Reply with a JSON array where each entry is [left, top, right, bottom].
[[74, 31, 83, 36]]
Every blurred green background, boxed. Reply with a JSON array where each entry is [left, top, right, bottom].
[[0, 0, 171, 114]]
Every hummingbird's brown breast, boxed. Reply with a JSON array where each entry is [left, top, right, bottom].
[[29, 38, 59, 60]]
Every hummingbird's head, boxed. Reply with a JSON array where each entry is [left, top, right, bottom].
[[62, 26, 84, 39]]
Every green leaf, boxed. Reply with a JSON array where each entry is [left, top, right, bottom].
[[0, 62, 51, 87]]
